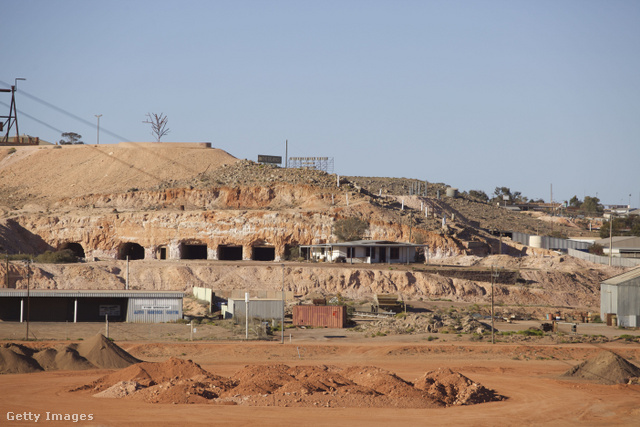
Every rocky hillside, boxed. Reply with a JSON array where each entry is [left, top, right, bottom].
[[0, 142, 614, 313]]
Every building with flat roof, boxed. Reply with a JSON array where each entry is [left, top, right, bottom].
[[300, 240, 426, 264]]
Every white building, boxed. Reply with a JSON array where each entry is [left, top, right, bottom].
[[300, 240, 426, 264]]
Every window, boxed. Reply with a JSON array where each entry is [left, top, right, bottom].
[[390, 247, 400, 259]]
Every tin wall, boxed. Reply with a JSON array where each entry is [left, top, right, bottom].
[[127, 297, 183, 323], [293, 305, 347, 328], [229, 299, 284, 320]]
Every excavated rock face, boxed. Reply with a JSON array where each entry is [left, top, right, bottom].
[[7, 180, 465, 262]]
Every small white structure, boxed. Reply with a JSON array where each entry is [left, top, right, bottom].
[[600, 267, 640, 327], [300, 240, 426, 264]]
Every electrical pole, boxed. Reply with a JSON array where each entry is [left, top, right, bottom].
[[95, 114, 102, 145], [281, 264, 285, 344], [609, 214, 614, 266], [491, 265, 497, 345], [25, 260, 31, 341]]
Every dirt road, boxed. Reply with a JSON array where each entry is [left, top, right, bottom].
[[1, 321, 640, 426]]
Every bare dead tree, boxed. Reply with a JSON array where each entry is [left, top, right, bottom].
[[143, 112, 170, 142]]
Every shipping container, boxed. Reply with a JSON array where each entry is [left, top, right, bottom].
[[293, 305, 347, 328]]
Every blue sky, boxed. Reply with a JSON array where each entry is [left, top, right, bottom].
[[2, 1, 639, 207]]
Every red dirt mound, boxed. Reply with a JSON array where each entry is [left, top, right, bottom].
[[414, 367, 505, 405], [77, 357, 232, 394], [561, 350, 640, 385], [74, 359, 502, 409]]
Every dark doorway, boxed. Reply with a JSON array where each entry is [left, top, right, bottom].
[[59, 242, 85, 259], [182, 244, 208, 260], [252, 246, 275, 261], [218, 245, 243, 261], [379, 247, 387, 263], [158, 246, 167, 260], [118, 242, 145, 260]]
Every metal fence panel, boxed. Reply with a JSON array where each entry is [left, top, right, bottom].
[[229, 299, 284, 320]]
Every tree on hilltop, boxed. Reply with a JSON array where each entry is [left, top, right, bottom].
[[59, 132, 83, 145], [143, 112, 170, 142]]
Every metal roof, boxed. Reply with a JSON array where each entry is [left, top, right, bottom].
[[301, 240, 426, 248], [601, 267, 640, 286], [595, 236, 640, 249], [0, 289, 185, 298]]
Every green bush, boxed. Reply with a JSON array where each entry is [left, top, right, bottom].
[[9, 250, 79, 264], [517, 328, 544, 337], [34, 250, 79, 263]]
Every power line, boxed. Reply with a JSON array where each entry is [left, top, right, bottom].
[[0, 80, 130, 142], [0, 101, 64, 134]]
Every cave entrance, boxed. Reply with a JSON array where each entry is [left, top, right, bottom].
[[252, 246, 275, 261], [181, 243, 208, 260], [218, 245, 243, 261], [118, 242, 145, 260], [59, 242, 85, 259]]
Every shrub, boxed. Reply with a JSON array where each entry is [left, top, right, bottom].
[[517, 328, 544, 337], [34, 249, 79, 264]]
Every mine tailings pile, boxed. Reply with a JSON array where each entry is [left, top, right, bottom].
[[561, 351, 640, 385], [0, 334, 140, 374], [75, 357, 505, 408]]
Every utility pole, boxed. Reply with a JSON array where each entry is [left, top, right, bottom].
[[491, 265, 499, 345], [25, 260, 31, 341], [281, 264, 285, 344], [609, 214, 614, 266], [95, 114, 102, 145]]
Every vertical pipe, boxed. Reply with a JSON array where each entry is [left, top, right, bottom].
[[20, 298, 24, 323], [491, 266, 495, 345], [26, 261, 30, 341], [74, 298, 78, 323], [281, 264, 285, 344], [245, 292, 249, 340]]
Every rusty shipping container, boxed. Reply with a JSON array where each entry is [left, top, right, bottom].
[[293, 305, 347, 328]]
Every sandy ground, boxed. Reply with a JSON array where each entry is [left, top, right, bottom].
[[1, 322, 640, 426]]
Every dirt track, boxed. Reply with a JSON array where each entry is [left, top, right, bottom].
[[2, 323, 640, 426]]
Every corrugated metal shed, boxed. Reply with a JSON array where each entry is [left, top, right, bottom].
[[600, 267, 640, 327], [0, 290, 184, 323], [227, 298, 284, 320], [293, 305, 347, 328]]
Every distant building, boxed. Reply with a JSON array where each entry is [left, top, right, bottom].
[[595, 236, 640, 259], [0, 134, 52, 146], [299, 240, 426, 264], [601, 267, 640, 327]]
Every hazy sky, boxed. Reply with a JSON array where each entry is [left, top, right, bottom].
[[2, 1, 639, 207]]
